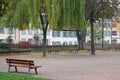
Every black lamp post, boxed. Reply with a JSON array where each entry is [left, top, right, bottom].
[[0, 0, 5, 17], [90, 0, 95, 55], [101, 0, 104, 49]]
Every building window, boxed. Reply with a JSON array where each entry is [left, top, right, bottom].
[[112, 31, 117, 36], [0, 28, 4, 34], [69, 41, 72, 45], [21, 38, 26, 41], [28, 29, 32, 35], [9, 28, 14, 34], [71, 31, 76, 37], [112, 39, 117, 44], [42, 39, 49, 45], [47, 30, 50, 35], [63, 31, 76, 37], [21, 30, 26, 35], [74, 41, 78, 45], [68, 31, 72, 37], [108, 31, 111, 36], [34, 30, 39, 34], [52, 41, 61, 45], [104, 31, 107, 36], [28, 39, 32, 44], [0, 39, 4, 42], [52, 31, 60, 37], [63, 31, 68, 37]]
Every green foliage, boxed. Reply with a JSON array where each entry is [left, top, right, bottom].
[[0, 43, 7, 49], [0, 72, 50, 80], [85, 0, 119, 20], [56, 0, 85, 30], [1, 0, 118, 30], [1, 0, 85, 30], [87, 24, 102, 44]]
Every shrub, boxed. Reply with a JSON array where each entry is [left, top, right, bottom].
[[0, 43, 7, 49]]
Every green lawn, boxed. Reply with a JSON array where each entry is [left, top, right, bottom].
[[0, 72, 50, 80]]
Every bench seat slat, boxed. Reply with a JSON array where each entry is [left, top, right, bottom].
[[7, 61, 34, 65]]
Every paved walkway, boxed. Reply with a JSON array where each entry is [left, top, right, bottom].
[[0, 51, 120, 80]]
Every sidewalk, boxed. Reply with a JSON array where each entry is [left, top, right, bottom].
[[0, 51, 120, 80]]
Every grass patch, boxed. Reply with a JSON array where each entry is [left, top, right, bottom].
[[0, 72, 50, 80]]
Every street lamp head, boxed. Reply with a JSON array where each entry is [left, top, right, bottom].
[[40, 9, 47, 25]]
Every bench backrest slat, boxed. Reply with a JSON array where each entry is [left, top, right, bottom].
[[6, 58, 34, 66]]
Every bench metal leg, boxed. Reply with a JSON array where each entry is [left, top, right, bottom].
[[28, 68, 30, 74], [15, 66, 17, 72], [8, 66, 11, 72], [35, 68, 37, 74]]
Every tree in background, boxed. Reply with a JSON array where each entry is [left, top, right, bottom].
[[85, 0, 119, 55]]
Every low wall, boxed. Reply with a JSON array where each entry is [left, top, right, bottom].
[[17, 44, 120, 52]]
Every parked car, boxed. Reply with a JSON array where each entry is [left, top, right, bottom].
[[17, 41, 30, 46], [17, 41, 38, 46]]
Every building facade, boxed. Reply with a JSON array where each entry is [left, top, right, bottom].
[[0, 28, 78, 45]]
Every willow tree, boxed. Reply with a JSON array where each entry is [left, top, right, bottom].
[[2, 0, 85, 57], [55, 0, 86, 51], [43, 0, 85, 56]]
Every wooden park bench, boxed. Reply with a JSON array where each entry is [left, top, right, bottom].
[[6, 58, 42, 74]]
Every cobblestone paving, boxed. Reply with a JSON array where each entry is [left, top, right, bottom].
[[0, 51, 120, 80]]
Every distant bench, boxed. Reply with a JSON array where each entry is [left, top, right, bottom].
[[47, 48, 60, 54], [68, 48, 79, 54], [6, 58, 42, 74]]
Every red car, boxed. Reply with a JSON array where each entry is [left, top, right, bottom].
[[18, 41, 30, 46], [17, 41, 38, 46]]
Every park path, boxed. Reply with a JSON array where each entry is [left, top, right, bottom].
[[0, 51, 120, 80]]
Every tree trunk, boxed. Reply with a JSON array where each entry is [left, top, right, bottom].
[[43, 22, 48, 57], [40, 9, 49, 57], [43, 29, 47, 57], [42, 22, 48, 57], [76, 30, 81, 50], [76, 29, 86, 50]]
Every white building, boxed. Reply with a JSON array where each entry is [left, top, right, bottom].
[[0, 28, 78, 45], [86, 18, 120, 44]]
